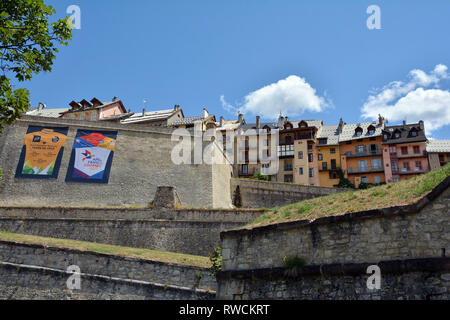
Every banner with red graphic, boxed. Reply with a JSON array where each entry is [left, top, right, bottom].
[[65, 130, 118, 183]]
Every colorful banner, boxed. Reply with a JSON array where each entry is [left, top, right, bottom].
[[65, 130, 118, 183], [15, 126, 69, 179]]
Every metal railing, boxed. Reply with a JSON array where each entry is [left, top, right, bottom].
[[345, 150, 382, 157], [347, 166, 384, 174]]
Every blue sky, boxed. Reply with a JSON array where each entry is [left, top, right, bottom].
[[16, 0, 450, 138]]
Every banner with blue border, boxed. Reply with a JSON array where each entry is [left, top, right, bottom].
[[65, 129, 118, 184]]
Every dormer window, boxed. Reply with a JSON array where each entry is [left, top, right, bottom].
[[394, 129, 401, 139], [355, 127, 363, 137], [299, 121, 308, 128], [410, 128, 418, 137], [367, 125, 375, 135], [284, 122, 293, 130]]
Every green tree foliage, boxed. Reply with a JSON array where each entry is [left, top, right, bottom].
[[209, 247, 222, 277], [0, 0, 72, 131], [337, 168, 355, 189], [253, 170, 270, 181], [232, 185, 242, 208]]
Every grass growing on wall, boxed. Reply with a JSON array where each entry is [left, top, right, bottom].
[[246, 163, 450, 228], [0, 231, 210, 268]]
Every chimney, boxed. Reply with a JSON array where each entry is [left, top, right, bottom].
[[238, 112, 244, 124], [174, 105, 180, 111], [112, 96, 117, 101], [142, 108, 146, 116], [277, 113, 284, 128], [378, 114, 384, 126], [38, 102, 46, 111], [402, 120, 406, 128], [338, 118, 344, 133], [202, 108, 209, 119], [419, 120, 424, 130], [256, 116, 261, 129], [220, 116, 224, 127]]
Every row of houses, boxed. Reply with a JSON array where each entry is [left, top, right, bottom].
[[224, 114, 450, 188], [26, 97, 450, 188]]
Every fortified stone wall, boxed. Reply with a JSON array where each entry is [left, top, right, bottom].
[[0, 261, 214, 300], [218, 177, 450, 299], [0, 206, 264, 256], [0, 218, 243, 257], [0, 206, 264, 222], [231, 178, 346, 208], [0, 116, 231, 208], [0, 240, 216, 291], [217, 258, 450, 299]]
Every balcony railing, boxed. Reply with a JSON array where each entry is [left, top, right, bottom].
[[392, 166, 429, 175], [238, 168, 255, 176], [284, 165, 293, 171], [394, 150, 428, 158], [319, 166, 340, 172], [345, 150, 382, 158], [277, 144, 294, 158], [347, 166, 384, 174]]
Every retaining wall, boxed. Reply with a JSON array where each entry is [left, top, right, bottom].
[[0, 240, 216, 291], [218, 176, 450, 299], [0, 261, 214, 300], [231, 178, 346, 208], [0, 206, 263, 256]]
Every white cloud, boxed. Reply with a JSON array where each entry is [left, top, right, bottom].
[[221, 75, 330, 120], [361, 64, 450, 133]]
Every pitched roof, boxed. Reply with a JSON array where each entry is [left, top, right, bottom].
[[26, 108, 70, 118], [286, 119, 323, 129], [239, 122, 277, 131], [426, 140, 450, 153], [120, 109, 176, 124], [61, 99, 126, 115], [171, 114, 216, 126], [215, 120, 241, 131], [339, 121, 383, 142], [317, 124, 340, 146], [382, 122, 427, 144], [99, 112, 134, 121]]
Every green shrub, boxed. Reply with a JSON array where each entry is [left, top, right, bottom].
[[209, 247, 222, 276], [358, 182, 369, 189], [337, 169, 355, 189], [253, 171, 270, 181], [282, 256, 306, 269]]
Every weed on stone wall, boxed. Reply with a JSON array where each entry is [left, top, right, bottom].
[[209, 247, 222, 276]]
